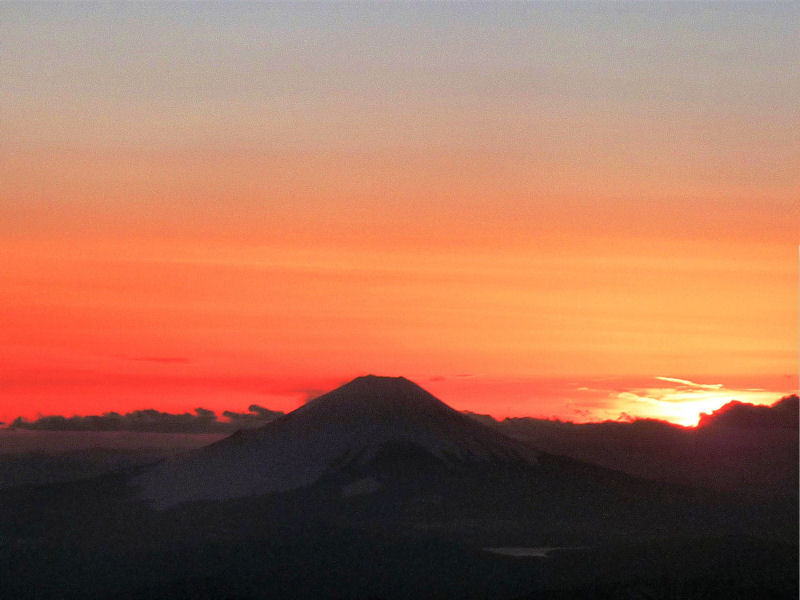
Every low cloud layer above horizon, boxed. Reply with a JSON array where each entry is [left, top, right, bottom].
[[8, 405, 284, 434], [6, 392, 796, 434]]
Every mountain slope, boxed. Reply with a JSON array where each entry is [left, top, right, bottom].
[[133, 375, 538, 506], [2, 377, 795, 600]]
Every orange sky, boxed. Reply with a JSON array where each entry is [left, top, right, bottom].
[[1, 4, 797, 425]]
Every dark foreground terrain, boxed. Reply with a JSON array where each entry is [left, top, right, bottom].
[[0, 378, 795, 599], [0, 454, 795, 600]]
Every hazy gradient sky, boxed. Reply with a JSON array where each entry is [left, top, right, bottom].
[[1, 3, 798, 425]]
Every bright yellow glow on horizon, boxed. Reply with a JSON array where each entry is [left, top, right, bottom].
[[607, 383, 782, 427]]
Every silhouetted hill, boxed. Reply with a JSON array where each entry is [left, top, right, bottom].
[[0, 447, 169, 489], [477, 395, 798, 497]]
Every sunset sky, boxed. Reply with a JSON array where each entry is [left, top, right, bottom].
[[1, 3, 797, 427]]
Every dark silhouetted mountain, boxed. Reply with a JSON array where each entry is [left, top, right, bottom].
[[134, 375, 538, 506]]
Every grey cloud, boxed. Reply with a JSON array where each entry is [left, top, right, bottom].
[[697, 394, 798, 429], [300, 389, 326, 404], [8, 405, 284, 433], [222, 405, 285, 427]]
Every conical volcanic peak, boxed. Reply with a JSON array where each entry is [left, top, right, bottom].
[[287, 375, 460, 426], [133, 375, 538, 507]]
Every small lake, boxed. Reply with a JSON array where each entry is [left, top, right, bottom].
[[483, 546, 585, 558]]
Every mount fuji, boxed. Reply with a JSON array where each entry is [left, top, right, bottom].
[[134, 375, 539, 506]]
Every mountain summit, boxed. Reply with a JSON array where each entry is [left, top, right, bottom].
[[133, 375, 538, 506]]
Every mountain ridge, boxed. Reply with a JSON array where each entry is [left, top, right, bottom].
[[133, 375, 538, 507]]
